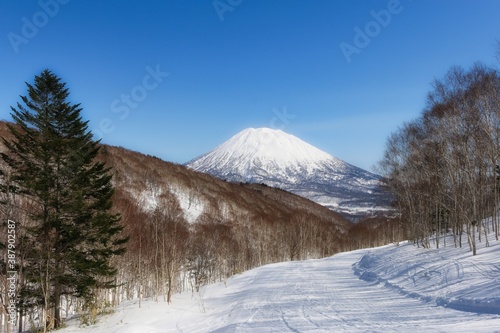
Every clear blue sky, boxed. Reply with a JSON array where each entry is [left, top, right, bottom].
[[1, 0, 499, 170]]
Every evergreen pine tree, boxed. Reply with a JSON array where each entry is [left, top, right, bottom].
[[1, 70, 127, 330]]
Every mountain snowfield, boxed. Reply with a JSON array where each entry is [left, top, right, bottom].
[[59, 232, 500, 333], [187, 128, 391, 220]]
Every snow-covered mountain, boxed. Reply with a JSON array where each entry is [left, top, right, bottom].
[[187, 128, 391, 220]]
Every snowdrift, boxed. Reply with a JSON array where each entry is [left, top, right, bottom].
[[354, 238, 500, 315]]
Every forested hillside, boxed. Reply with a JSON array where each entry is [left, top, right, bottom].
[[0, 119, 401, 331]]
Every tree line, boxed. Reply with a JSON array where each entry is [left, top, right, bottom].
[[0, 70, 383, 332], [379, 63, 500, 253], [0, 70, 127, 332]]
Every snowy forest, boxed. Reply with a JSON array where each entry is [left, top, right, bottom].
[[379, 63, 500, 252]]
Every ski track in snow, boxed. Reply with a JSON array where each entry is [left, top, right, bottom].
[[60, 241, 500, 333]]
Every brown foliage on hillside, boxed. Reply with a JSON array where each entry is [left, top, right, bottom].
[[1, 120, 356, 307], [1, 119, 409, 313], [97, 144, 352, 301]]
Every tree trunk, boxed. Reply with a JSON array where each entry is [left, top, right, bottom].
[[54, 276, 61, 328], [471, 221, 477, 256]]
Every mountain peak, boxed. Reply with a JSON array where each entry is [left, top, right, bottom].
[[188, 127, 341, 176], [187, 128, 390, 220]]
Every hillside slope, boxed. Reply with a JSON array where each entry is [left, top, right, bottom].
[[100, 144, 350, 231], [0, 121, 349, 231], [0, 121, 352, 300]]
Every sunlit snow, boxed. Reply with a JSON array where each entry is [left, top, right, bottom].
[[169, 186, 205, 224], [59, 233, 500, 332]]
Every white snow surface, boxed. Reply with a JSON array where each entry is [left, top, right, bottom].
[[60, 237, 500, 332], [188, 128, 347, 182], [130, 186, 205, 224], [137, 188, 162, 212], [188, 127, 341, 177], [169, 186, 205, 224]]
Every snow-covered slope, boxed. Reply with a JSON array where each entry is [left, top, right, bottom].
[[355, 240, 500, 315], [59, 235, 500, 332], [187, 128, 391, 220]]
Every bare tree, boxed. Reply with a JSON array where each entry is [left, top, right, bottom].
[[380, 64, 500, 255]]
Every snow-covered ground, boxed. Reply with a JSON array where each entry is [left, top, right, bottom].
[[59, 238, 500, 333]]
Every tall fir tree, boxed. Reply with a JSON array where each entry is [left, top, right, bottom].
[[0, 70, 127, 330]]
